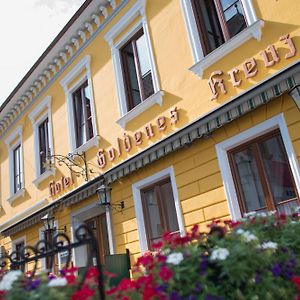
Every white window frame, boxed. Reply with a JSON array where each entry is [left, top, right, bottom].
[[104, 0, 163, 129], [28, 96, 56, 187], [12, 235, 26, 272], [5, 126, 25, 204], [216, 113, 300, 220], [180, 0, 264, 77], [70, 200, 115, 268], [60, 55, 99, 153], [132, 166, 185, 253]]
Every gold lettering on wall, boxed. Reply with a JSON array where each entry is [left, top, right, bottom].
[[49, 176, 74, 197], [208, 34, 297, 99], [96, 108, 180, 169]]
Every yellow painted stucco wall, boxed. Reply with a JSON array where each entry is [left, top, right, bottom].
[[1, 0, 300, 263]]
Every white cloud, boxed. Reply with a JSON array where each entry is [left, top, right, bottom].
[[0, 0, 85, 103], [34, 0, 85, 16]]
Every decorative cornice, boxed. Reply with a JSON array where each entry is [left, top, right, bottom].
[[0, 0, 127, 138]]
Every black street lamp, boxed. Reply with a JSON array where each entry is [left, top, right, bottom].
[[96, 183, 124, 211], [41, 213, 55, 270]]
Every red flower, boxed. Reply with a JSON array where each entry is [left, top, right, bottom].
[[86, 267, 99, 279], [159, 266, 173, 282], [152, 241, 163, 249], [65, 274, 77, 285], [106, 287, 118, 295], [292, 276, 300, 290], [143, 284, 157, 300], [137, 254, 154, 269], [118, 278, 136, 290], [71, 286, 95, 300]]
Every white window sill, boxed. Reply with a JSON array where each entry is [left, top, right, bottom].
[[71, 135, 100, 155], [8, 188, 25, 205], [189, 20, 264, 78], [32, 168, 56, 188], [116, 90, 164, 129]]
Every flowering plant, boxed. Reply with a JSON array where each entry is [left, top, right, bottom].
[[108, 212, 300, 300], [0, 266, 102, 300]]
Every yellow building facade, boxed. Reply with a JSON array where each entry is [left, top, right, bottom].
[[1, 0, 300, 273]]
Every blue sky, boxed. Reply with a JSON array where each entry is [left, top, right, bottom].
[[0, 0, 85, 104]]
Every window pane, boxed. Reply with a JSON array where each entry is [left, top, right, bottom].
[[83, 85, 94, 140], [232, 146, 266, 212], [220, 0, 246, 38], [259, 135, 297, 204], [38, 119, 49, 174], [122, 43, 141, 108], [160, 181, 179, 233], [142, 72, 154, 100], [14, 145, 22, 193], [72, 82, 94, 148], [136, 34, 151, 77], [143, 189, 163, 244], [193, 0, 224, 53]]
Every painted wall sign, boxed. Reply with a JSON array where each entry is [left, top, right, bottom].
[[49, 176, 74, 197], [96, 107, 179, 169], [208, 34, 297, 100]]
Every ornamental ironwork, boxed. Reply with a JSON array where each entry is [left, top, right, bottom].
[[0, 224, 106, 300]]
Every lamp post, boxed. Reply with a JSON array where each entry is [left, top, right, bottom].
[[289, 85, 300, 110], [41, 213, 55, 270]]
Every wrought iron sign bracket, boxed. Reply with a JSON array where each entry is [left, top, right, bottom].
[[46, 152, 100, 181]]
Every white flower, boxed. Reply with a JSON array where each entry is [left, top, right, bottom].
[[0, 270, 22, 291], [243, 231, 258, 242], [47, 277, 67, 287], [236, 228, 245, 235], [210, 248, 230, 261], [261, 241, 278, 250], [166, 252, 184, 265], [237, 230, 258, 243]]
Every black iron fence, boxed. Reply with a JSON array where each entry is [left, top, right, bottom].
[[0, 224, 130, 300]]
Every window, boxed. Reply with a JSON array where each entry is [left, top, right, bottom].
[[104, 0, 163, 128], [192, 0, 246, 56], [60, 55, 99, 153], [72, 81, 94, 148], [28, 96, 55, 186], [15, 240, 25, 272], [13, 145, 22, 194], [132, 167, 185, 253], [229, 130, 299, 215], [12, 237, 26, 272], [38, 118, 50, 175], [120, 29, 154, 111], [5, 126, 25, 203], [216, 114, 300, 220], [181, 0, 263, 77], [141, 178, 179, 248]]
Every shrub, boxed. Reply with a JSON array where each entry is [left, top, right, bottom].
[[108, 212, 300, 300]]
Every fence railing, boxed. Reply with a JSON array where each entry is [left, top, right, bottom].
[[0, 224, 106, 299]]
